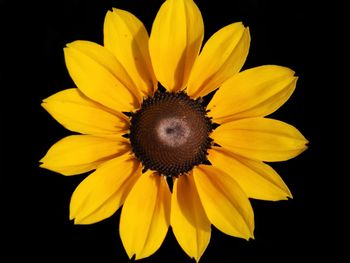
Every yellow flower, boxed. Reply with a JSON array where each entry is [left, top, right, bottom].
[[40, 0, 308, 261]]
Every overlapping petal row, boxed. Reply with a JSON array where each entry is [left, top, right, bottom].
[[41, 0, 308, 261]]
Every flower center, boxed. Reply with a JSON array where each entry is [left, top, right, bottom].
[[156, 117, 191, 147], [129, 91, 213, 177]]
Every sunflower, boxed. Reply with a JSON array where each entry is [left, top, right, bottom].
[[40, 0, 308, 261]]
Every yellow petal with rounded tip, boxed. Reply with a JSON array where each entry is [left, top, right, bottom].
[[208, 147, 292, 201], [70, 154, 141, 224], [64, 40, 141, 112], [42, 88, 129, 137], [40, 135, 129, 175], [149, 0, 204, 92], [187, 23, 250, 98], [120, 172, 171, 260], [193, 165, 254, 239], [104, 8, 157, 97], [171, 174, 211, 262], [208, 65, 297, 123], [211, 117, 308, 162]]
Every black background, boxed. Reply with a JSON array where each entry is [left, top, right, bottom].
[[2, 0, 339, 261]]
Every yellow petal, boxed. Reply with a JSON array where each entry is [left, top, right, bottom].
[[42, 88, 129, 137], [64, 40, 141, 112], [208, 65, 297, 123], [208, 147, 292, 201], [104, 8, 157, 97], [187, 23, 250, 98], [211, 117, 308, 162], [149, 0, 204, 92], [171, 174, 211, 262], [70, 155, 141, 224], [120, 172, 171, 260], [193, 165, 254, 239], [40, 135, 129, 175]]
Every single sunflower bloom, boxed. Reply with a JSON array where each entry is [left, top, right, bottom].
[[41, 0, 308, 261]]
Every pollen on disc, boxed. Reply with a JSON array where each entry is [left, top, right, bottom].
[[156, 117, 191, 147]]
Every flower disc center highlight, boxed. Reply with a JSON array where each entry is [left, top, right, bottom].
[[156, 117, 191, 147], [129, 91, 213, 177]]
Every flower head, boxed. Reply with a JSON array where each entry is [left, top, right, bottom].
[[40, 0, 308, 261]]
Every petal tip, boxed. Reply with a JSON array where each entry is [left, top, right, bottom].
[[298, 142, 309, 156], [111, 7, 122, 14], [39, 155, 46, 163], [244, 226, 255, 240], [72, 219, 80, 225], [73, 217, 91, 225], [192, 256, 201, 263], [64, 41, 81, 50], [41, 101, 48, 110], [233, 21, 244, 28], [126, 251, 135, 260], [285, 66, 296, 77], [105, 8, 117, 19], [282, 186, 293, 200], [241, 230, 255, 241]]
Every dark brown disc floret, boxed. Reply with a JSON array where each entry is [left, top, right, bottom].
[[129, 91, 213, 177]]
